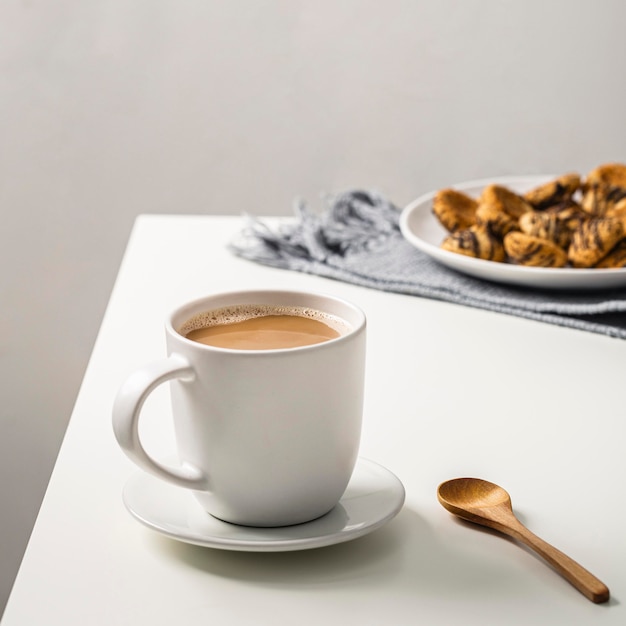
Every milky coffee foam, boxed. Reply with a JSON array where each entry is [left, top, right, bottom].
[[179, 304, 352, 337]]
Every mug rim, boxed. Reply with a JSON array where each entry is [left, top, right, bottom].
[[166, 289, 366, 354]]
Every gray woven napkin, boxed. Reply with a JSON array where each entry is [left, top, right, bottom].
[[229, 190, 626, 339]]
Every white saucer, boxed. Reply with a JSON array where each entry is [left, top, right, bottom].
[[122, 458, 405, 552]]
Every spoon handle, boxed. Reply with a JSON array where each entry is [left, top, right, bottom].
[[508, 522, 609, 603]]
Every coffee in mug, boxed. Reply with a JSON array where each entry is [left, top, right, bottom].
[[113, 290, 366, 527], [181, 304, 351, 350]]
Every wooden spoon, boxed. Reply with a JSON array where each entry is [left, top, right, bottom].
[[437, 477, 610, 603]]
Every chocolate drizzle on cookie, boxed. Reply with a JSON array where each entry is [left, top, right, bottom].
[[433, 163, 626, 269]]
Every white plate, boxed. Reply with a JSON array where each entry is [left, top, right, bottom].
[[122, 458, 405, 552], [399, 175, 626, 290]]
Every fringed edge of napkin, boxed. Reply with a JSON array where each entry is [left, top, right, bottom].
[[230, 190, 401, 268]]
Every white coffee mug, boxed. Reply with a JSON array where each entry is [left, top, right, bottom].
[[113, 289, 366, 527]]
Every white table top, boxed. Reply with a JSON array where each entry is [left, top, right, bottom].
[[4, 215, 626, 625]]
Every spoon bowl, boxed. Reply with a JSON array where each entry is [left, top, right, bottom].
[[438, 477, 510, 520], [437, 478, 610, 604]]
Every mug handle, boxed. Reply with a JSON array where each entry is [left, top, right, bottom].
[[112, 354, 209, 490]]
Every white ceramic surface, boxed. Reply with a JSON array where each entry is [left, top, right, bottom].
[[113, 290, 367, 527], [400, 175, 626, 290], [122, 458, 405, 552]]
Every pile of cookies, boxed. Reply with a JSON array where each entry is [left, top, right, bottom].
[[433, 163, 626, 268]]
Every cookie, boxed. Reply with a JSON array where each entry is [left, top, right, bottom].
[[475, 202, 519, 237], [585, 163, 626, 188], [545, 199, 587, 230], [595, 239, 626, 268], [582, 163, 626, 216], [524, 173, 581, 210], [568, 217, 624, 268], [581, 185, 626, 216], [441, 225, 505, 262], [432, 189, 478, 232], [518, 211, 573, 249], [605, 197, 626, 221], [503, 232, 568, 268], [480, 184, 533, 219]]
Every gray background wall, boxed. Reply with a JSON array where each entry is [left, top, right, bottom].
[[1, 0, 625, 615]]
